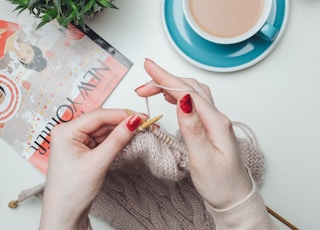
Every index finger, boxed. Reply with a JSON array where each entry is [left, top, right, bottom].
[[142, 59, 213, 113], [140, 59, 236, 146], [67, 109, 129, 135], [136, 59, 193, 99]]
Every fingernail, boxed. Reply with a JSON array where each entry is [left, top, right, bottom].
[[134, 84, 146, 92], [180, 94, 193, 114], [125, 109, 135, 116], [145, 58, 155, 63], [126, 116, 142, 132], [125, 109, 148, 117]]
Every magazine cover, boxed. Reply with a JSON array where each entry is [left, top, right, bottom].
[[0, 3, 133, 173]]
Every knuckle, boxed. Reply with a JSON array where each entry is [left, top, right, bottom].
[[110, 129, 130, 148], [188, 78, 199, 85], [180, 77, 199, 86], [200, 83, 211, 94], [183, 118, 204, 136], [186, 78, 200, 88], [50, 123, 70, 140], [114, 136, 128, 148], [218, 113, 233, 130], [50, 124, 63, 137]]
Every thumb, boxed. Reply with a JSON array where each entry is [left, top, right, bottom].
[[92, 115, 143, 168], [177, 94, 214, 164]]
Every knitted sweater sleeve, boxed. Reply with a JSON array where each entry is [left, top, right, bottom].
[[204, 173, 278, 230]]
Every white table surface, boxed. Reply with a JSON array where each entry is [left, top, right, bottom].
[[1, 0, 319, 229]]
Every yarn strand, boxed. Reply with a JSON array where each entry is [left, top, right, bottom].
[[147, 82, 197, 93]]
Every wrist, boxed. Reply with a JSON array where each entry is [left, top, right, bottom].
[[39, 207, 90, 230], [39, 186, 91, 230], [73, 211, 91, 230], [204, 167, 253, 209]]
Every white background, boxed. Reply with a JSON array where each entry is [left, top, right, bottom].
[[1, 0, 318, 229]]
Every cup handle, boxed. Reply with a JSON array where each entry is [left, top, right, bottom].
[[257, 22, 279, 42]]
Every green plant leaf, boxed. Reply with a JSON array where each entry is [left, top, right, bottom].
[[96, 0, 118, 9], [27, 0, 39, 9], [53, 0, 62, 15], [61, 10, 78, 27], [80, 0, 95, 15], [7, 0, 119, 29], [36, 8, 58, 29]]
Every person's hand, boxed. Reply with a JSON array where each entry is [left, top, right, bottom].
[[39, 109, 146, 230], [135, 59, 252, 209]]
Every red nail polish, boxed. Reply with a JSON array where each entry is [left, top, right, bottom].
[[126, 116, 142, 131], [134, 84, 146, 92], [180, 94, 193, 113]]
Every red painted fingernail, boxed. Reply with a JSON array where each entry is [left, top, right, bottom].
[[180, 94, 193, 113], [134, 84, 146, 92], [126, 116, 142, 131]]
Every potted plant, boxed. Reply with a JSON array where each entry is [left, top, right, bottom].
[[7, 0, 117, 29]]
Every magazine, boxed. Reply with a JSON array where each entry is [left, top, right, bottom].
[[0, 3, 133, 173]]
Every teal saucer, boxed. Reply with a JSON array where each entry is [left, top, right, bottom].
[[162, 0, 289, 72]]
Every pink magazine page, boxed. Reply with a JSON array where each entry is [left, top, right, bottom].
[[0, 2, 133, 173]]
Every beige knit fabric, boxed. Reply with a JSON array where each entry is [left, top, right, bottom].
[[111, 129, 188, 181], [112, 129, 265, 187], [13, 128, 265, 230], [90, 129, 265, 229], [92, 161, 215, 229]]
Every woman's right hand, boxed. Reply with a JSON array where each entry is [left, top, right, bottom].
[[39, 109, 147, 230], [135, 59, 253, 209]]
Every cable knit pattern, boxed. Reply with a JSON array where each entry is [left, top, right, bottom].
[[111, 129, 265, 187], [92, 163, 215, 229], [14, 128, 266, 230], [111, 129, 188, 181], [89, 129, 265, 230]]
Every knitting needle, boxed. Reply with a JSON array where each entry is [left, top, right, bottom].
[[124, 110, 163, 132], [138, 114, 163, 131], [266, 206, 299, 230]]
